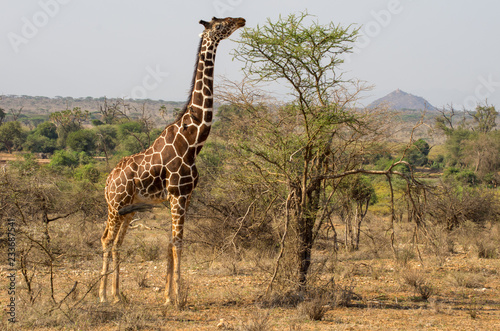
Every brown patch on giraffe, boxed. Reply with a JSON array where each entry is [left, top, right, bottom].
[[148, 177, 163, 194], [150, 164, 163, 177], [153, 137, 166, 152], [203, 86, 211, 96], [193, 92, 203, 105], [173, 135, 189, 156], [163, 145, 176, 160], [204, 111, 213, 123], [197, 124, 211, 143], [179, 183, 193, 195], [169, 173, 180, 186], [167, 185, 180, 196], [183, 126, 198, 145], [204, 67, 213, 76], [195, 80, 203, 91], [164, 126, 177, 144], [203, 97, 213, 109], [179, 175, 194, 185], [183, 148, 197, 165], [166, 156, 183, 172]]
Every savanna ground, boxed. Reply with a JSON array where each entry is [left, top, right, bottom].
[[2, 201, 499, 330]]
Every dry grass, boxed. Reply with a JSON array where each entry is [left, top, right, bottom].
[[2, 213, 500, 330]]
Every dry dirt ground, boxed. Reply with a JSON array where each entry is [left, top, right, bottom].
[[2, 240, 499, 331]]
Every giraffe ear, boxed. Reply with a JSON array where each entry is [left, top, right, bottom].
[[199, 20, 210, 29]]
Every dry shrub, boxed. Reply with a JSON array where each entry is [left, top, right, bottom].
[[475, 240, 498, 259], [426, 183, 500, 230], [175, 277, 190, 310], [297, 297, 328, 321], [454, 221, 499, 258], [401, 268, 435, 301], [135, 237, 163, 262], [395, 246, 416, 266], [259, 290, 304, 308], [135, 270, 149, 288], [451, 272, 485, 289], [238, 310, 271, 331]]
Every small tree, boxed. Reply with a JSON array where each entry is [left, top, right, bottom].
[[0, 121, 25, 153], [66, 129, 97, 154], [230, 12, 419, 291], [407, 138, 430, 167], [469, 103, 497, 134]]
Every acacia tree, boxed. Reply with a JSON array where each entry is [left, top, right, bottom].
[[230, 12, 418, 291]]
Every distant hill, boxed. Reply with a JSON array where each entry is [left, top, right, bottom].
[[368, 89, 437, 111]]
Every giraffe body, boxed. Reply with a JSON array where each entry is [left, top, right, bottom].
[[99, 17, 245, 304]]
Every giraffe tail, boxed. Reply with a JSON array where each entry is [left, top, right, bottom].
[[118, 203, 156, 215]]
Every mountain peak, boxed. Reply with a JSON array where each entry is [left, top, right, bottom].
[[369, 89, 436, 111]]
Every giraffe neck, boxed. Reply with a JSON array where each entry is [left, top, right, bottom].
[[186, 37, 219, 143]]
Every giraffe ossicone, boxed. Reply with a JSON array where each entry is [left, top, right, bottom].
[[99, 17, 245, 305]]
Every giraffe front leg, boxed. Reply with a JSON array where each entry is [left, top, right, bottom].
[[111, 215, 132, 303], [165, 242, 174, 304]]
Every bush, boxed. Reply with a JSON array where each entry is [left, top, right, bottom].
[[24, 133, 57, 153], [407, 138, 430, 167], [73, 163, 101, 183], [427, 182, 500, 230], [50, 150, 80, 168], [297, 298, 327, 321], [66, 129, 97, 153]]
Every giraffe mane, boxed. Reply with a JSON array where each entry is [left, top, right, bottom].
[[173, 36, 204, 124]]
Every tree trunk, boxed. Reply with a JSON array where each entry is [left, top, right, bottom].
[[295, 184, 321, 291]]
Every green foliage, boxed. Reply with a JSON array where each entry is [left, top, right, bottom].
[[116, 121, 150, 154], [233, 11, 358, 107], [469, 103, 497, 133], [0, 107, 5, 124], [66, 129, 97, 153], [49, 150, 80, 168], [436, 104, 499, 183], [0, 121, 25, 153], [445, 128, 474, 167], [406, 138, 430, 167], [23, 121, 59, 153], [92, 119, 105, 126], [73, 163, 101, 183], [23, 133, 57, 153], [36, 121, 58, 139], [95, 124, 118, 156], [10, 153, 40, 175], [50, 107, 89, 148]]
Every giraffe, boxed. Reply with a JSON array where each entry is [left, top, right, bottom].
[[99, 16, 246, 304]]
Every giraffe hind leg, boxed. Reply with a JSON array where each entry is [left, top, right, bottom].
[[99, 219, 117, 303], [99, 212, 127, 303]]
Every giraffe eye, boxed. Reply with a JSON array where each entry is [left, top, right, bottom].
[[215, 24, 222, 30]]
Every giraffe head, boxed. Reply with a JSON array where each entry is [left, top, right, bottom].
[[199, 17, 246, 42]]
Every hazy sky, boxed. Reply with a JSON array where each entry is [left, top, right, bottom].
[[1, 0, 499, 109]]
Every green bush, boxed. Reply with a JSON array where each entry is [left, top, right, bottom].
[[66, 129, 97, 153], [74, 163, 101, 183], [49, 150, 80, 168]]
